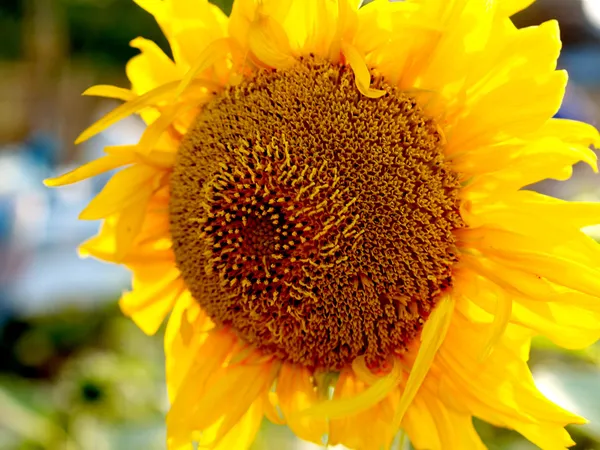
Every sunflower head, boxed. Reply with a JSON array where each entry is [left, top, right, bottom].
[[47, 0, 600, 449], [170, 56, 464, 370]]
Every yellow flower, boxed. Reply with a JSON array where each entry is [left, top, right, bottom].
[[46, 0, 600, 448]]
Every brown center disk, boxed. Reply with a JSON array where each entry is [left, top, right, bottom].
[[169, 58, 464, 370]]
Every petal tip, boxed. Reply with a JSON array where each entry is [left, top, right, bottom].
[[43, 178, 56, 187], [74, 133, 87, 145], [78, 208, 98, 221]]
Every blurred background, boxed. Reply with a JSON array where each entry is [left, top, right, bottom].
[[0, 0, 599, 449]]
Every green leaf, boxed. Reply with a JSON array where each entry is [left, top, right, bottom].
[[210, 0, 234, 16]]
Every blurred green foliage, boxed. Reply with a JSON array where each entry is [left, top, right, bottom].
[[0, 302, 167, 449], [211, 0, 233, 16], [60, 0, 170, 67], [0, 0, 23, 59], [0, 0, 236, 66]]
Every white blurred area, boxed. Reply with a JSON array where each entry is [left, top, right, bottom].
[[534, 364, 600, 441], [583, 0, 600, 31], [0, 110, 145, 317]]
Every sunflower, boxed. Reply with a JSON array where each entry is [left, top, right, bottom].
[[46, 0, 600, 448]]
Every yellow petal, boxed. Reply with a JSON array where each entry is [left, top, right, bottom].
[[138, 149, 177, 169], [248, 13, 296, 69], [136, 103, 199, 154], [324, 0, 358, 63], [114, 188, 153, 260], [392, 294, 455, 430], [83, 85, 136, 101], [135, 0, 228, 69], [404, 391, 486, 450], [450, 71, 568, 152], [172, 6, 228, 70], [466, 20, 561, 100], [438, 314, 586, 444], [459, 264, 600, 350], [534, 117, 600, 147], [120, 265, 183, 335], [466, 190, 600, 229], [516, 424, 576, 450], [416, 0, 495, 99], [44, 153, 135, 187], [79, 164, 160, 220], [165, 316, 223, 403], [103, 145, 177, 169], [127, 37, 182, 96], [514, 298, 600, 350], [228, 0, 293, 53], [75, 80, 181, 145], [455, 136, 597, 181], [281, 0, 337, 57], [297, 356, 403, 419], [402, 396, 441, 450], [341, 41, 386, 98], [164, 291, 195, 357], [210, 399, 264, 450], [277, 364, 327, 443], [465, 228, 600, 299], [356, 1, 441, 88], [261, 390, 285, 425], [461, 137, 597, 195], [167, 344, 277, 449], [166, 329, 237, 448], [205, 367, 276, 447], [480, 288, 512, 361], [174, 37, 231, 99], [327, 370, 400, 450], [133, 0, 166, 19], [78, 207, 173, 265]]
